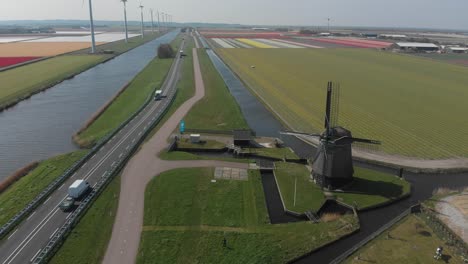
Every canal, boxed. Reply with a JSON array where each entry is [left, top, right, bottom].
[[0, 30, 179, 180]]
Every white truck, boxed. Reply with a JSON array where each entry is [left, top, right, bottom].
[[68, 179, 90, 199], [154, 90, 163, 100]]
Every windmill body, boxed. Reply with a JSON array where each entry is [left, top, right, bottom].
[[281, 82, 381, 190]]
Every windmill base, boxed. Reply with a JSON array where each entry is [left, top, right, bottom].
[[312, 173, 353, 190]]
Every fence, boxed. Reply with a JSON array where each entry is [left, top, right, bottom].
[[420, 205, 468, 261], [329, 204, 420, 264]]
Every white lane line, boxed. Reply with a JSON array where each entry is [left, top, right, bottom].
[[7, 229, 18, 240], [143, 126, 147, 130], [58, 183, 65, 190], [138, 132, 142, 136], [119, 153, 123, 159], [26, 211, 36, 221], [30, 248, 42, 263], [125, 145, 129, 150], [83, 162, 87, 167], [132, 139, 135, 143], [43, 196, 51, 205], [3, 208, 60, 264], [147, 121, 151, 125], [93, 182, 98, 188], [66, 213, 72, 220], [49, 228, 59, 239], [72, 172, 77, 177], [111, 161, 116, 167], [3, 47, 184, 264], [92, 154, 96, 159]]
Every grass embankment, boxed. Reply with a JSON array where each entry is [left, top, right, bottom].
[[217, 48, 468, 159], [137, 168, 358, 263], [274, 163, 410, 212], [332, 167, 411, 210], [177, 138, 226, 149], [182, 48, 248, 131], [274, 162, 325, 213], [243, 147, 299, 160], [159, 151, 251, 164], [75, 35, 184, 147], [346, 214, 463, 264], [49, 175, 121, 264], [0, 151, 87, 226], [0, 55, 107, 110]]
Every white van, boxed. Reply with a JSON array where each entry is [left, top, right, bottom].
[[154, 90, 163, 100]]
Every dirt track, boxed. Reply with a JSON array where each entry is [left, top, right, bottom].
[[102, 43, 248, 264]]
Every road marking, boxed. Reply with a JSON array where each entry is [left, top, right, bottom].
[[126, 145, 129, 150], [119, 153, 123, 159], [143, 126, 147, 130], [7, 229, 18, 240], [92, 154, 96, 159], [111, 161, 116, 167], [66, 213, 72, 220], [26, 211, 36, 221], [93, 182, 98, 188], [147, 121, 151, 125], [3, 208, 60, 264], [43, 197, 51, 205], [83, 162, 87, 167], [132, 139, 135, 143], [138, 132, 142, 136], [102, 171, 108, 177], [58, 183, 65, 190], [30, 248, 42, 263], [49, 228, 59, 239]]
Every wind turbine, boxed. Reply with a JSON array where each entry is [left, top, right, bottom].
[[121, 0, 129, 43], [161, 12, 165, 31], [150, 8, 154, 33], [86, 0, 96, 53], [139, 3, 144, 38], [157, 10, 160, 33]]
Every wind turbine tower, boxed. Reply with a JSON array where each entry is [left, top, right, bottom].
[[150, 9, 155, 33], [87, 0, 96, 53], [139, 3, 145, 38], [121, 0, 129, 43], [157, 10, 160, 33]]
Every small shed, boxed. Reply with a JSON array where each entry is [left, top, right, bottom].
[[233, 130, 253, 147]]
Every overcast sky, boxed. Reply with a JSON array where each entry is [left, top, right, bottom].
[[2, 0, 468, 30]]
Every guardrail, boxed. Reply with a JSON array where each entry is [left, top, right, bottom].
[[329, 204, 420, 264], [32, 42, 183, 264], [0, 39, 181, 241]]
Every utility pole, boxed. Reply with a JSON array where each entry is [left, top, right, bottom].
[[139, 4, 144, 38], [88, 0, 96, 53], [327, 17, 331, 33]]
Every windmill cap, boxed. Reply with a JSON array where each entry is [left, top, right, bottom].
[[323, 126, 352, 138]]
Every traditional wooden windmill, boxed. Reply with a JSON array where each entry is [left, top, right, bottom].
[[281, 82, 381, 189]]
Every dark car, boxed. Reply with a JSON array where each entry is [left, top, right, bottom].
[[59, 197, 75, 212]]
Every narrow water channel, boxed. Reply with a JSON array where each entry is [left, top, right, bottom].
[[0, 30, 179, 180]]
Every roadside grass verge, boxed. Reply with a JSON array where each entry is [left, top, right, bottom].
[[274, 162, 325, 213], [159, 151, 251, 163], [183, 49, 248, 131], [345, 214, 463, 264], [0, 55, 107, 110], [332, 167, 411, 210], [138, 168, 358, 264], [49, 175, 121, 264], [76, 35, 184, 147], [0, 150, 88, 226]]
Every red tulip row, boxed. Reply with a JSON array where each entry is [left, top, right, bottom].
[[0, 56, 42, 68]]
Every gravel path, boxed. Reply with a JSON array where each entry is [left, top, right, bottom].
[[436, 194, 468, 244], [102, 45, 248, 264]]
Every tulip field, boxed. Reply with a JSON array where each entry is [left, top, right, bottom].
[[217, 47, 468, 159]]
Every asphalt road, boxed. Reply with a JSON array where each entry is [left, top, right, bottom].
[[0, 37, 186, 264]]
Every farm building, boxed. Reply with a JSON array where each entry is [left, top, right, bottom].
[[446, 46, 468, 53], [391, 42, 440, 52]]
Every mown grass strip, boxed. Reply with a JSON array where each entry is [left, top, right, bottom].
[[0, 55, 107, 109]]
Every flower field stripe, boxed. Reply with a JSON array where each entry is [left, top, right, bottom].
[[236, 38, 276, 48], [274, 39, 324, 49], [254, 38, 303, 48], [212, 38, 235, 48]]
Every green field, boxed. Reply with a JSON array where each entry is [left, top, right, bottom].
[[183, 49, 249, 131], [332, 167, 411, 210], [76, 35, 184, 146], [244, 147, 299, 160], [274, 163, 410, 212], [0, 55, 106, 109], [218, 48, 468, 158], [346, 214, 463, 264], [138, 168, 358, 264], [50, 175, 120, 264], [0, 151, 87, 226], [274, 162, 325, 213]]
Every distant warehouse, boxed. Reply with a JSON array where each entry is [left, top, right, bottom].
[[391, 42, 440, 53]]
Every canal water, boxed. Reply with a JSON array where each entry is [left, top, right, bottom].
[[0, 30, 179, 181]]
